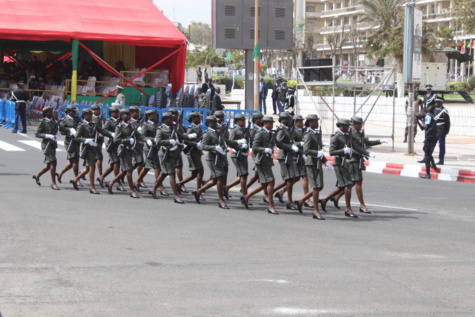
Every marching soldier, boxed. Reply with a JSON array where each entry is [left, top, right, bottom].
[[168, 108, 187, 193], [193, 116, 229, 209], [273, 112, 300, 210], [33, 106, 60, 190], [224, 114, 250, 196], [98, 106, 126, 191], [91, 104, 105, 178], [70, 108, 100, 194], [107, 108, 145, 198], [129, 106, 146, 188], [214, 111, 231, 198], [320, 118, 359, 218], [241, 116, 278, 215], [176, 112, 205, 197], [149, 111, 185, 203], [57, 105, 80, 185], [295, 114, 333, 220], [245, 112, 266, 200]]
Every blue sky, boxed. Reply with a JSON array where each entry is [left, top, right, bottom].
[[152, 0, 211, 26]]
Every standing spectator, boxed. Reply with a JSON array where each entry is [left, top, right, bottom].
[[212, 87, 223, 113], [420, 103, 438, 179], [423, 84, 437, 112], [259, 78, 268, 114], [11, 81, 29, 134], [271, 78, 282, 114], [279, 81, 288, 112], [433, 97, 450, 165]]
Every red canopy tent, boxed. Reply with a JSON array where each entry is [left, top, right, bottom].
[[0, 0, 187, 94]]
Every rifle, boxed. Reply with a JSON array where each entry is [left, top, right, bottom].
[[163, 110, 184, 162], [257, 130, 276, 164], [131, 114, 146, 151], [43, 119, 59, 154], [359, 128, 367, 170], [214, 119, 230, 166], [236, 118, 252, 159], [341, 130, 353, 167], [315, 126, 323, 169], [284, 120, 296, 166]]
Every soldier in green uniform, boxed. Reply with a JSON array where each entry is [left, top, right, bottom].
[[241, 116, 278, 215], [107, 109, 145, 198], [294, 114, 333, 220], [176, 112, 205, 197], [91, 104, 105, 178], [273, 112, 300, 210], [57, 105, 80, 185], [245, 113, 265, 197], [129, 106, 146, 188], [193, 116, 229, 209], [98, 106, 126, 191], [168, 108, 187, 192], [214, 110, 231, 198], [33, 106, 60, 190], [319, 118, 359, 218], [224, 114, 250, 196], [149, 111, 185, 203], [70, 108, 100, 194]]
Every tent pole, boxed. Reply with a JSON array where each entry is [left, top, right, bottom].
[[71, 40, 79, 103]]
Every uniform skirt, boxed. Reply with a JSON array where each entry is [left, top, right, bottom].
[[187, 151, 203, 171], [120, 149, 134, 172], [159, 155, 177, 174], [334, 163, 354, 188], [65, 140, 79, 160], [175, 151, 184, 168], [94, 143, 103, 160], [81, 146, 96, 167], [132, 147, 144, 165], [279, 159, 299, 180], [206, 159, 225, 178], [348, 161, 363, 182], [143, 147, 160, 170], [306, 165, 323, 190], [256, 164, 274, 183], [231, 155, 249, 176], [43, 146, 57, 164]]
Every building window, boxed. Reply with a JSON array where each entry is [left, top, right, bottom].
[[306, 6, 315, 12]]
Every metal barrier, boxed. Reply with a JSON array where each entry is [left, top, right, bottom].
[[0, 99, 16, 129]]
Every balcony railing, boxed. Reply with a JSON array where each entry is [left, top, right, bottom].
[[320, 22, 372, 34], [423, 11, 453, 21], [321, 5, 362, 17]]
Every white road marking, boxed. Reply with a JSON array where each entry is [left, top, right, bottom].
[[19, 140, 63, 151], [265, 307, 347, 315], [261, 279, 289, 284], [0, 140, 25, 151], [359, 203, 418, 211]]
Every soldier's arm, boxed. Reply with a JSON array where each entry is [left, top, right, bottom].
[[75, 124, 87, 143], [303, 133, 319, 157], [225, 128, 240, 149], [201, 132, 217, 152], [35, 120, 47, 139], [275, 129, 292, 151], [329, 135, 345, 156], [252, 132, 266, 154]]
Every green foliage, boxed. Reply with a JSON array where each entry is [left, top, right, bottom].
[[212, 76, 244, 91], [287, 80, 297, 89], [454, 0, 475, 34], [187, 45, 225, 69], [188, 22, 211, 45], [456, 81, 470, 91], [447, 81, 458, 90], [469, 76, 475, 90]]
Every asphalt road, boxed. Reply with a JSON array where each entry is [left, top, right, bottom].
[[1, 128, 474, 316]]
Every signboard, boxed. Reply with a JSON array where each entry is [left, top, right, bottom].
[[412, 8, 422, 82]]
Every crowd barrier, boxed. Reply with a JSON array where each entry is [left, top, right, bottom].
[[0, 99, 16, 129]]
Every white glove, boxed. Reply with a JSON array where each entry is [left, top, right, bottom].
[[146, 139, 153, 147], [69, 128, 76, 137], [291, 144, 299, 152], [323, 142, 330, 147], [169, 139, 177, 146], [237, 139, 247, 145], [137, 127, 142, 133], [380, 139, 388, 144], [299, 141, 304, 147], [344, 146, 352, 155], [240, 143, 248, 150], [317, 150, 324, 158], [110, 132, 115, 138], [302, 154, 307, 161], [215, 145, 225, 154], [264, 148, 273, 154], [197, 140, 202, 150], [45, 134, 56, 141], [369, 152, 376, 159], [85, 139, 96, 146], [325, 161, 333, 170], [188, 133, 197, 139], [129, 138, 135, 146]]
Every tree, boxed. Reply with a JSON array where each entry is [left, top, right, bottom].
[[454, 0, 475, 34], [188, 22, 212, 45]]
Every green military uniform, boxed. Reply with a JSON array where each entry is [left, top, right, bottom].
[[201, 127, 226, 178], [217, 123, 230, 167], [252, 128, 275, 183], [92, 114, 105, 161], [250, 125, 262, 163], [114, 121, 145, 172], [103, 117, 120, 164], [141, 120, 160, 170], [348, 128, 380, 182], [228, 125, 249, 176], [156, 124, 179, 174], [76, 120, 97, 167], [183, 123, 204, 171], [303, 128, 328, 189], [329, 129, 361, 188], [35, 117, 58, 164], [130, 117, 145, 166], [275, 125, 298, 180], [294, 126, 306, 177], [60, 114, 79, 159]]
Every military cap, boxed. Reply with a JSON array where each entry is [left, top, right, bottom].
[[214, 110, 225, 117], [234, 114, 246, 121], [278, 112, 292, 120], [168, 108, 179, 114], [294, 114, 304, 121], [350, 116, 364, 124], [287, 88, 295, 92], [425, 84, 433, 89], [435, 97, 445, 102], [42, 106, 54, 114], [17, 81, 25, 85], [109, 106, 119, 113], [205, 116, 217, 125], [305, 114, 320, 121], [252, 112, 264, 120], [336, 118, 351, 126], [82, 108, 93, 115], [145, 109, 156, 116], [162, 111, 173, 118], [129, 105, 140, 112], [116, 85, 124, 90], [65, 105, 78, 112], [262, 115, 275, 122], [119, 108, 130, 115], [91, 104, 101, 110], [188, 111, 200, 119]]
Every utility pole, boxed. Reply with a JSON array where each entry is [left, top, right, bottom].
[[253, 0, 260, 111]]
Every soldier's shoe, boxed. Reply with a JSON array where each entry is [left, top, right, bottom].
[[420, 173, 431, 179], [417, 160, 426, 163]]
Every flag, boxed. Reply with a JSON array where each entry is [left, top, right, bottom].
[[258, 62, 262, 69], [226, 51, 231, 61], [253, 43, 260, 60], [468, 40, 475, 49], [461, 41, 466, 50]]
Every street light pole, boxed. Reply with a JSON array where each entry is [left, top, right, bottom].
[[254, 0, 260, 111]]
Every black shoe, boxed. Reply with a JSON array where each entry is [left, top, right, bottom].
[[130, 193, 140, 199], [108, 184, 114, 194], [274, 192, 285, 204], [90, 189, 100, 195], [19, 130, 27, 134], [312, 214, 325, 220], [303, 202, 314, 208], [160, 190, 169, 196], [218, 203, 229, 209], [267, 209, 279, 215], [223, 191, 230, 200], [148, 190, 158, 199], [51, 184, 60, 191], [417, 160, 426, 163], [420, 173, 431, 179], [11, 130, 17, 133], [116, 186, 127, 192], [70, 179, 78, 190], [344, 212, 358, 218], [180, 186, 189, 193], [330, 197, 340, 209], [295, 200, 303, 214], [139, 184, 148, 189], [436, 161, 444, 165], [174, 198, 185, 204], [176, 185, 182, 195], [193, 190, 200, 204], [133, 184, 142, 193], [286, 203, 298, 210], [263, 197, 269, 203], [81, 175, 87, 181], [241, 196, 249, 209], [359, 207, 371, 214], [403, 139, 407, 143], [96, 177, 103, 188], [56, 173, 62, 184], [319, 199, 327, 213], [33, 175, 41, 186]]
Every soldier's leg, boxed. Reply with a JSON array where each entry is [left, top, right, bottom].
[[344, 184, 355, 215], [135, 167, 150, 188], [36, 163, 51, 181], [320, 186, 344, 212], [150, 172, 168, 196], [126, 170, 138, 196], [196, 177, 218, 197], [266, 181, 277, 213], [240, 174, 248, 196], [217, 175, 227, 207], [58, 159, 73, 181], [178, 170, 198, 188], [49, 160, 58, 187], [226, 177, 241, 192], [312, 189, 323, 218], [354, 181, 367, 211], [88, 165, 97, 191], [246, 171, 259, 190], [96, 159, 103, 178]]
